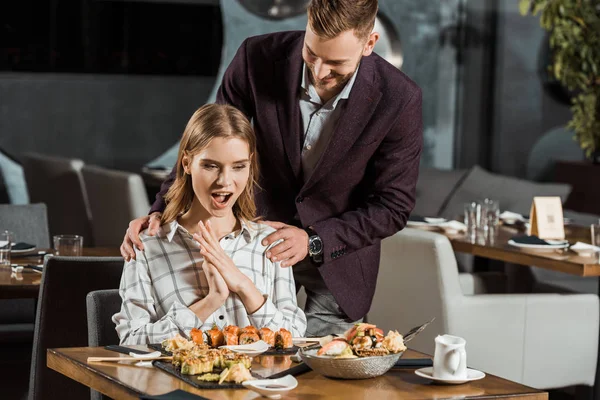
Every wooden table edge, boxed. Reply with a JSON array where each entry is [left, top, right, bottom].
[[47, 348, 143, 400]]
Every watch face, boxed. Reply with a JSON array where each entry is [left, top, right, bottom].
[[309, 236, 323, 255]]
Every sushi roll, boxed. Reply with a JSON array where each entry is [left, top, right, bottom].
[[239, 331, 260, 345], [258, 327, 276, 347], [206, 327, 224, 348], [274, 328, 293, 349], [189, 328, 204, 345]]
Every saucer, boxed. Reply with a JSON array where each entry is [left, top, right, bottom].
[[415, 367, 485, 384]]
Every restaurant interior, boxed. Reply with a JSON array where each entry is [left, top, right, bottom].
[[1, 0, 600, 399]]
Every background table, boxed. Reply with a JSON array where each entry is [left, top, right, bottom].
[[0, 247, 121, 299], [47, 346, 548, 400]]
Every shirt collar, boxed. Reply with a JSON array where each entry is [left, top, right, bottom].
[[164, 219, 254, 244], [300, 62, 360, 108]]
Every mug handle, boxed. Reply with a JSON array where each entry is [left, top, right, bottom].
[[447, 349, 460, 375]]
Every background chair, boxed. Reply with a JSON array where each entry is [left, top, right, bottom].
[[368, 228, 599, 390], [22, 153, 93, 245], [0, 203, 50, 343], [86, 289, 122, 400], [86, 289, 121, 348], [28, 256, 123, 400], [82, 165, 150, 247], [0, 146, 29, 204]]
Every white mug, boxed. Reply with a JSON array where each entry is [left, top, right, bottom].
[[433, 334, 467, 380]]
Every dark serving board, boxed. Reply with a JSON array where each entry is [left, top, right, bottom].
[[149, 343, 300, 356], [153, 360, 245, 389]]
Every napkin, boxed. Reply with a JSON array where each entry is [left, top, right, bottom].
[[499, 211, 526, 223], [570, 242, 600, 256], [139, 390, 210, 400], [511, 235, 549, 245], [437, 220, 467, 234]]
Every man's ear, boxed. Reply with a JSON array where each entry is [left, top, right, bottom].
[[362, 32, 380, 57]]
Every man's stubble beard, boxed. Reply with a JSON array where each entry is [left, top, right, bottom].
[[308, 57, 361, 94]]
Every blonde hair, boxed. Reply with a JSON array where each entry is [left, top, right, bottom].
[[161, 104, 258, 225], [307, 0, 378, 41]]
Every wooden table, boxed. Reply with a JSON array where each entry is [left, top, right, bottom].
[[0, 247, 120, 299], [47, 346, 548, 400], [448, 224, 600, 276]]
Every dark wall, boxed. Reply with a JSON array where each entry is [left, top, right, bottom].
[[0, 73, 215, 171]]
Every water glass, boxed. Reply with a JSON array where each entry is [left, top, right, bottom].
[[0, 230, 14, 267], [464, 202, 480, 241], [592, 224, 600, 263], [479, 199, 500, 232], [53, 235, 83, 256]]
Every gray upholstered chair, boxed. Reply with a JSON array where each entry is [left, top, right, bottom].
[[28, 256, 123, 400], [0, 203, 50, 248], [86, 289, 121, 347], [22, 153, 93, 244], [86, 289, 122, 400], [82, 165, 150, 247], [368, 228, 599, 390], [0, 203, 50, 343]]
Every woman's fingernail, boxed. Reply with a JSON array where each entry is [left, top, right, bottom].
[[272, 256, 277, 261], [266, 252, 271, 257]]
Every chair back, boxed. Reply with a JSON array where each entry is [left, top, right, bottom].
[[368, 228, 463, 355], [0, 146, 29, 204], [86, 289, 121, 347], [0, 203, 50, 248], [22, 153, 93, 244], [28, 256, 123, 400], [82, 165, 150, 247]]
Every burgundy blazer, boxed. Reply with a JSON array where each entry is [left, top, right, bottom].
[[151, 31, 423, 320]]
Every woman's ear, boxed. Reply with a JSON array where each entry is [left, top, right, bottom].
[[182, 153, 191, 175]]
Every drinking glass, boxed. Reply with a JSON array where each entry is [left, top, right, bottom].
[[592, 224, 600, 263], [464, 202, 480, 241], [53, 235, 83, 256], [0, 230, 14, 267], [479, 199, 500, 233]]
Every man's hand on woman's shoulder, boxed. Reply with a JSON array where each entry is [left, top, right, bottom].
[[120, 212, 162, 261]]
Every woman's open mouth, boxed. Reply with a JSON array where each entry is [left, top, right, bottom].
[[211, 192, 233, 209]]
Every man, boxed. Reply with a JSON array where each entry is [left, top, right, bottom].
[[121, 0, 422, 336]]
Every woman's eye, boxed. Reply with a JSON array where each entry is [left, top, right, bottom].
[[203, 164, 218, 170], [233, 164, 247, 171]]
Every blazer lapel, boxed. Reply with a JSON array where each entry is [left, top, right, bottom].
[[303, 59, 382, 191], [274, 42, 304, 183]]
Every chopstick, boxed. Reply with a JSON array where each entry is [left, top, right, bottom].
[[292, 337, 321, 343], [87, 355, 172, 363]]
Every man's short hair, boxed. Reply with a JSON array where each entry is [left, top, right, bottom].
[[307, 0, 378, 41]]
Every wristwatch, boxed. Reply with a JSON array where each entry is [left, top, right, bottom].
[[305, 227, 323, 263]]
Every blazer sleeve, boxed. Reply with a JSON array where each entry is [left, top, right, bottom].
[[311, 88, 423, 263]]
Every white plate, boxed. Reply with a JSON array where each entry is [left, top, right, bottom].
[[242, 375, 298, 399], [10, 246, 37, 255], [508, 239, 569, 251], [219, 340, 269, 356], [415, 367, 485, 384]]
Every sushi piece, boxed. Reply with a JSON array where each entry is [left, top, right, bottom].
[[181, 355, 214, 375], [240, 325, 259, 335], [206, 327, 225, 348], [220, 351, 252, 369], [239, 331, 260, 345], [189, 328, 204, 345], [223, 325, 240, 336], [274, 328, 293, 349], [223, 330, 239, 346], [258, 327, 275, 347], [381, 330, 407, 354], [317, 339, 352, 357]]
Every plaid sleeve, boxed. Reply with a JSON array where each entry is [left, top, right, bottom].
[[248, 257, 307, 337], [112, 248, 202, 345]]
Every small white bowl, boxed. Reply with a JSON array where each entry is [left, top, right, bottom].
[[242, 375, 298, 399]]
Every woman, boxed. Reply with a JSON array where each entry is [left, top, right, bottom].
[[113, 104, 307, 345]]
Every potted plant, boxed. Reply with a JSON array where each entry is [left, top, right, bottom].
[[520, 0, 600, 162]]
